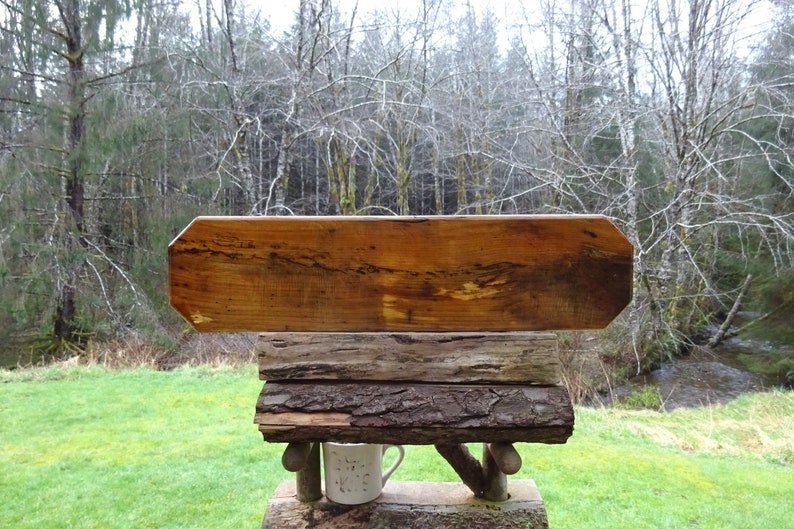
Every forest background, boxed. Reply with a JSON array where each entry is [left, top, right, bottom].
[[1, 0, 792, 389]]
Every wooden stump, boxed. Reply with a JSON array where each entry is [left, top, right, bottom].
[[262, 480, 549, 529]]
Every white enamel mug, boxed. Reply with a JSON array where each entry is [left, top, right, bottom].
[[322, 442, 405, 505]]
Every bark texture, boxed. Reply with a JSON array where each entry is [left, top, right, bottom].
[[255, 382, 574, 445]]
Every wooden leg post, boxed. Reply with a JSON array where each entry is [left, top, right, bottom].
[[436, 442, 523, 501], [487, 442, 523, 474], [482, 443, 508, 501], [282, 442, 322, 502], [483, 442, 522, 501], [296, 442, 321, 502]]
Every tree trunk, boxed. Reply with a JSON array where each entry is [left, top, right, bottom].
[[54, 0, 88, 347], [708, 274, 752, 348]]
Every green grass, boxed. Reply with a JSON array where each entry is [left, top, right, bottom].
[[1, 365, 792, 528]]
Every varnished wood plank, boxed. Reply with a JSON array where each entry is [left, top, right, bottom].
[[254, 382, 574, 445], [257, 332, 560, 384], [169, 215, 632, 332]]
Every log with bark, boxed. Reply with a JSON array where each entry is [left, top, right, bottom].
[[255, 382, 574, 445]]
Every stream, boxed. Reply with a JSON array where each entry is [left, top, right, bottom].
[[612, 335, 788, 411]]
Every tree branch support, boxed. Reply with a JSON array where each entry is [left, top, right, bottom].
[[435, 442, 522, 501]]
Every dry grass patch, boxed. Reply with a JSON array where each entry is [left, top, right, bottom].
[[589, 390, 794, 464], [56, 332, 259, 370]]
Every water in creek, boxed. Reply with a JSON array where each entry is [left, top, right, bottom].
[[613, 335, 788, 411]]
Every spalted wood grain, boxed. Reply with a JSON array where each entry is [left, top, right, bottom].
[[169, 215, 632, 332], [257, 332, 560, 384], [255, 382, 574, 445]]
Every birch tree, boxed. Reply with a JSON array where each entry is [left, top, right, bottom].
[[644, 0, 777, 348]]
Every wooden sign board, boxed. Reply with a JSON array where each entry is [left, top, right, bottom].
[[168, 215, 632, 332]]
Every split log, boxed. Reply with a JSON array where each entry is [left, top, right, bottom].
[[258, 332, 560, 384], [262, 480, 550, 529], [255, 382, 574, 445]]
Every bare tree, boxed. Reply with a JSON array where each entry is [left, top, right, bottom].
[[644, 0, 778, 345], [270, 0, 329, 214]]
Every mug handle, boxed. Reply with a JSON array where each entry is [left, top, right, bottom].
[[381, 444, 405, 486]]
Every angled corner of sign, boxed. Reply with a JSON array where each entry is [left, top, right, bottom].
[[602, 269, 635, 329], [168, 216, 203, 248], [602, 216, 634, 250]]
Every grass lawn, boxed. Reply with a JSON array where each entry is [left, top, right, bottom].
[[1, 365, 792, 528]]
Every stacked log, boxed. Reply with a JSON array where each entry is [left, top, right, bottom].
[[255, 332, 572, 446]]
